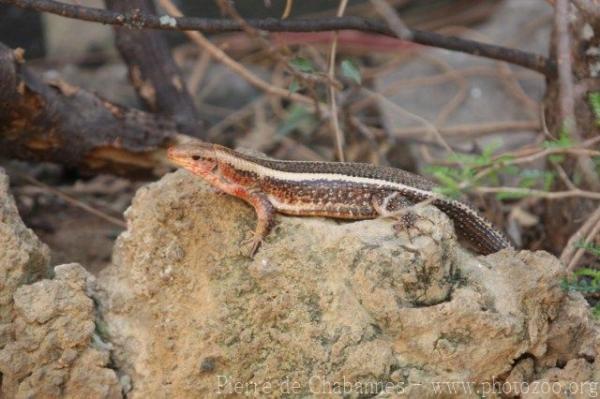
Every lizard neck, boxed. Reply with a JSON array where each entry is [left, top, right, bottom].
[[213, 146, 263, 187]]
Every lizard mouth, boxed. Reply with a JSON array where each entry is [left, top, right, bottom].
[[167, 146, 217, 175], [166, 146, 192, 168]]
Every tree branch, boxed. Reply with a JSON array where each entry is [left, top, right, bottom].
[[1, 0, 556, 76], [104, 0, 202, 137], [555, 0, 577, 134], [0, 42, 181, 178]]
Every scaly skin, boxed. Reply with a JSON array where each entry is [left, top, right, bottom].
[[167, 142, 513, 256]]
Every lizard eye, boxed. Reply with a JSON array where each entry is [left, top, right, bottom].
[[191, 155, 201, 161]]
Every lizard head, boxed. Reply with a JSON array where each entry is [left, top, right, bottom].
[[167, 141, 218, 175]]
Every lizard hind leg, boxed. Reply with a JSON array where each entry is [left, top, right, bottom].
[[372, 191, 413, 218], [371, 191, 430, 245]]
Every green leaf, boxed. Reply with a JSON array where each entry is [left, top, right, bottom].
[[496, 153, 515, 164], [543, 126, 573, 149], [576, 241, 600, 258], [495, 190, 530, 200], [549, 154, 565, 163], [594, 157, 600, 173], [433, 173, 460, 190], [503, 165, 520, 176], [288, 79, 300, 94], [432, 185, 461, 199], [448, 141, 503, 169], [425, 165, 464, 198], [277, 105, 317, 136], [543, 171, 555, 191], [589, 92, 600, 125], [517, 170, 540, 189], [481, 140, 502, 161], [341, 59, 362, 84], [289, 57, 315, 73], [574, 267, 600, 280], [592, 304, 600, 319]]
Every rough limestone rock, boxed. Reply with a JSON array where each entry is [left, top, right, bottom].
[[96, 170, 600, 398], [0, 168, 121, 398], [0, 263, 121, 398], [0, 168, 50, 348]]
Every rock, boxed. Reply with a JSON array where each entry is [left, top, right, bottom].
[[0, 263, 121, 399], [96, 170, 600, 398], [0, 168, 121, 398], [0, 168, 50, 348], [521, 358, 598, 399]]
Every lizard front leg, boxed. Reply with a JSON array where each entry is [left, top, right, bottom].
[[245, 189, 276, 256], [209, 182, 276, 256], [186, 164, 276, 256]]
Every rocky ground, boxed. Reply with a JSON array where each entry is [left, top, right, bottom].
[[0, 169, 121, 398], [1, 167, 599, 398]]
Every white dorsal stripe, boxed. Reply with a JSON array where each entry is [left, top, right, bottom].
[[218, 149, 431, 195]]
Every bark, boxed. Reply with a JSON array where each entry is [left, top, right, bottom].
[[0, 42, 180, 178], [542, 5, 600, 253], [104, 0, 203, 138]]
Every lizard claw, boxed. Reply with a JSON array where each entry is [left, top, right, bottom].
[[249, 238, 262, 257], [240, 234, 263, 257]]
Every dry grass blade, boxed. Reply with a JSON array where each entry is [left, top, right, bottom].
[[370, 0, 413, 40], [14, 172, 127, 228], [281, 0, 293, 19]]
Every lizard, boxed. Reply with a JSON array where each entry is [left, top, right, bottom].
[[167, 141, 513, 256]]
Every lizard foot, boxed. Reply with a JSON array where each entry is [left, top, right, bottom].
[[392, 211, 436, 244], [240, 234, 264, 257]]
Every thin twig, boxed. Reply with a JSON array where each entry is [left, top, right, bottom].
[[327, 0, 349, 161], [370, 0, 413, 41], [496, 62, 540, 117], [392, 120, 540, 138], [353, 65, 541, 112], [14, 172, 127, 228], [552, 161, 579, 191], [561, 204, 600, 272], [216, 0, 341, 93], [281, 0, 292, 19], [206, 97, 267, 139], [1, 0, 557, 76], [475, 186, 600, 200], [568, 214, 600, 272], [157, 0, 322, 112], [421, 54, 468, 129], [362, 87, 454, 154], [187, 49, 211, 94], [470, 137, 600, 183], [572, 0, 600, 18]]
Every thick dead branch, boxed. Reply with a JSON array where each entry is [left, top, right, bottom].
[[104, 0, 202, 138], [1, 0, 556, 76], [555, 0, 576, 133], [542, 3, 600, 253], [0, 42, 180, 178]]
